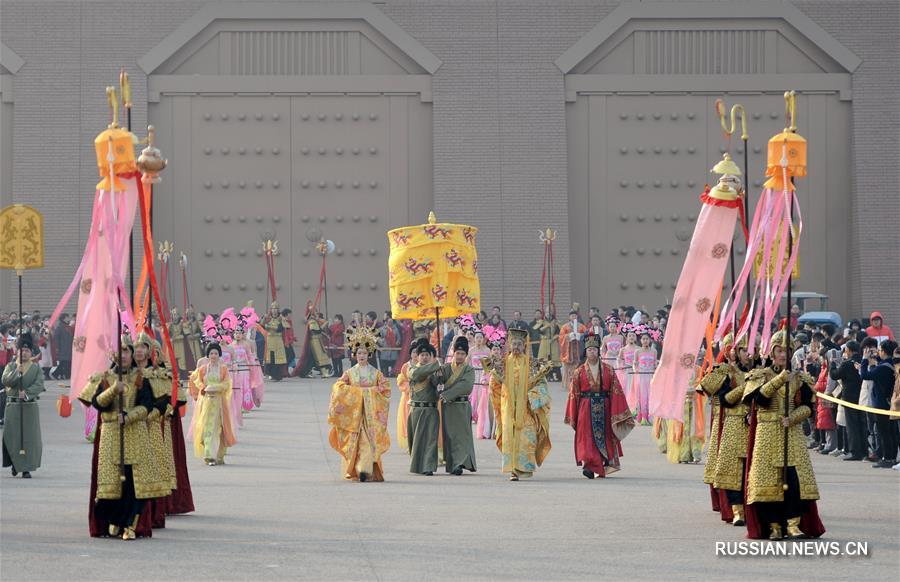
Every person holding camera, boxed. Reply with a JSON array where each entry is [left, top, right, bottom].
[[830, 340, 866, 460], [859, 339, 899, 468]]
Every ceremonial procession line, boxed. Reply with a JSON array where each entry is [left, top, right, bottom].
[[2, 373, 898, 581]]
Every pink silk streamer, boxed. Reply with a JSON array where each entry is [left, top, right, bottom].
[[53, 181, 138, 439], [715, 165, 803, 355], [650, 197, 739, 421]]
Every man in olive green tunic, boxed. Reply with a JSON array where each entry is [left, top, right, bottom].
[[436, 336, 477, 475], [407, 342, 441, 475], [2, 334, 45, 478]]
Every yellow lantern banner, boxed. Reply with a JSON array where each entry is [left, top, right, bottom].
[[387, 212, 480, 320]]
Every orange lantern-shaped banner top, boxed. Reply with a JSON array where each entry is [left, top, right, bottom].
[[95, 126, 137, 192], [387, 212, 480, 320], [763, 131, 807, 191]]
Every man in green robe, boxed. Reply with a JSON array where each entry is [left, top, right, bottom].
[[407, 343, 441, 476], [437, 336, 477, 475], [2, 333, 45, 478]]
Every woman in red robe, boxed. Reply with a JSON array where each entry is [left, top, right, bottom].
[[565, 334, 635, 478]]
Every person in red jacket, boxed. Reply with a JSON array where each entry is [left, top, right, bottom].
[[814, 347, 837, 453], [865, 311, 895, 343], [328, 315, 346, 376]]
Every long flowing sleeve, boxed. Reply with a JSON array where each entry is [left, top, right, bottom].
[[558, 324, 569, 362], [489, 375, 504, 450], [397, 363, 410, 394]]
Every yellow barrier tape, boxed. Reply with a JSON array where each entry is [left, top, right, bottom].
[[814, 391, 899, 418]]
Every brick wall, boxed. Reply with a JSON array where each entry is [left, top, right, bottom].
[[0, 0, 896, 327]]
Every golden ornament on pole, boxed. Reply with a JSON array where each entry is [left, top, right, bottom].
[[158, 240, 175, 262], [0, 204, 45, 275]]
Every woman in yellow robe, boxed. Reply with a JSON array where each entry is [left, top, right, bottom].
[[664, 365, 707, 464], [328, 327, 391, 482], [188, 343, 237, 466]]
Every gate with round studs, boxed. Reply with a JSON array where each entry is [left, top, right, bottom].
[[140, 3, 439, 315], [558, 2, 858, 315]]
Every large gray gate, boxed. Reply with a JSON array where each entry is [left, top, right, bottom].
[[559, 1, 859, 315], [140, 2, 439, 316]]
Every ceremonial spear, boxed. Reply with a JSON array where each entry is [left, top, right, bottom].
[[715, 99, 751, 333], [105, 86, 127, 482], [781, 90, 800, 494], [121, 70, 134, 303]]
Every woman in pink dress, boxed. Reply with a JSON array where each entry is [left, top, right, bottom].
[[616, 325, 639, 413], [468, 330, 492, 437], [600, 315, 624, 367], [632, 327, 659, 425], [228, 330, 259, 415]]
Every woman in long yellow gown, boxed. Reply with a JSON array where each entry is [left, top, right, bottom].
[[328, 327, 391, 482], [188, 343, 237, 466]]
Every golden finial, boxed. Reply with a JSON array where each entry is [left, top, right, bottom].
[[711, 153, 741, 176], [262, 239, 279, 256], [428, 211, 436, 225], [106, 86, 119, 129], [715, 98, 749, 141], [119, 69, 132, 109], [137, 125, 167, 182], [157, 240, 174, 262], [784, 91, 797, 133], [539, 227, 557, 245]]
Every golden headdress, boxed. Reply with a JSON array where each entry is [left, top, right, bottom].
[[767, 329, 792, 357], [721, 332, 735, 351], [345, 325, 378, 354], [134, 330, 155, 348]]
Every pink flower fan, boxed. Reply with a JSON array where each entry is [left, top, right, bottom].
[[202, 315, 221, 342], [240, 306, 259, 329], [219, 307, 238, 330], [484, 324, 507, 347]]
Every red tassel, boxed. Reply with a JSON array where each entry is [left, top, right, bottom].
[[137, 178, 181, 405]]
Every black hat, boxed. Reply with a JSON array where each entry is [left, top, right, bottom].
[[410, 337, 429, 356], [452, 336, 469, 354], [419, 343, 437, 357], [16, 333, 34, 352]]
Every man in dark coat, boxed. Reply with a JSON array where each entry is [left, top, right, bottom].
[[437, 336, 477, 475]]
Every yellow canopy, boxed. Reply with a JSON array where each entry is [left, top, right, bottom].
[[387, 212, 480, 320]]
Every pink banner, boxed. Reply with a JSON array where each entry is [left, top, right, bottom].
[[650, 198, 739, 421], [65, 181, 139, 439]]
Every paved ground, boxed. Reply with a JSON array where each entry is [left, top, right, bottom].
[[1, 377, 898, 581]]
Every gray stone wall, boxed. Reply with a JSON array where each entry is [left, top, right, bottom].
[[0, 0, 896, 326]]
